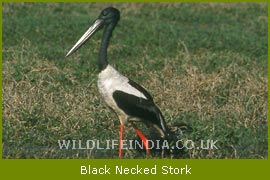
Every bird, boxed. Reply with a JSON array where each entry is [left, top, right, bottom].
[[66, 7, 170, 158]]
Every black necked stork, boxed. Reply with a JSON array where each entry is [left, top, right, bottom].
[[66, 7, 170, 158]]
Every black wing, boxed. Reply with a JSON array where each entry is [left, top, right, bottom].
[[127, 79, 154, 101], [112, 80, 168, 135]]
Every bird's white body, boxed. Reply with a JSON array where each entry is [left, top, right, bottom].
[[98, 65, 147, 124]]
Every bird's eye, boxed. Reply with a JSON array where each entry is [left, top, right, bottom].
[[102, 10, 108, 16]]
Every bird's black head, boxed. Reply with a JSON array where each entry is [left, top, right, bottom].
[[98, 7, 120, 25]]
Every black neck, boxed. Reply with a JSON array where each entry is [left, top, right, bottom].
[[98, 24, 115, 71]]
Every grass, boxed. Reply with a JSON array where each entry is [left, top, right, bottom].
[[2, 3, 268, 159]]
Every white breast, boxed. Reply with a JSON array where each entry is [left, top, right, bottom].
[[97, 65, 147, 107]]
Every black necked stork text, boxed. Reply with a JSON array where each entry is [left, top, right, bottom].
[[66, 7, 170, 158]]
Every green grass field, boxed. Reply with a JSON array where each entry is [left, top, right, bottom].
[[2, 3, 268, 159]]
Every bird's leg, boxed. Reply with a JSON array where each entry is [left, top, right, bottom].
[[119, 124, 124, 158], [131, 123, 150, 155]]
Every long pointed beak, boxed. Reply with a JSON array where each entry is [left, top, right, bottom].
[[66, 19, 104, 57]]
